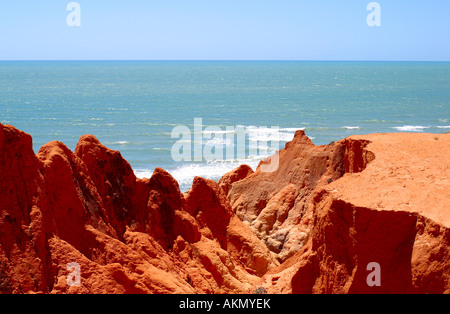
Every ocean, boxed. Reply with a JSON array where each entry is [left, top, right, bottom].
[[1, 61, 449, 191]]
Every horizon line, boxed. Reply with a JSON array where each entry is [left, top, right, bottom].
[[0, 59, 449, 62]]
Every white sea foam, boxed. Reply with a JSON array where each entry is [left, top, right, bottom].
[[170, 158, 262, 191], [107, 107, 129, 111], [174, 125, 303, 149], [437, 126, 450, 129], [134, 156, 266, 191], [270, 127, 304, 133], [204, 136, 234, 147], [134, 169, 154, 179], [343, 126, 361, 130], [246, 126, 302, 143], [203, 129, 236, 135], [392, 125, 430, 132], [107, 141, 129, 145]]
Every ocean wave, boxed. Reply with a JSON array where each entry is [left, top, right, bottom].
[[246, 126, 302, 143], [280, 127, 305, 132], [342, 126, 361, 130], [362, 119, 389, 124], [134, 169, 154, 179], [204, 137, 235, 147], [106, 141, 130, 145], [169, 159, 260, 190], [173, 125, 304, 147], [392, 125, 430, 132], [107, 107, 129, 111], [203, 129, 236, 135], [437, 126, 450, 129], [133, 155, 268, 191]]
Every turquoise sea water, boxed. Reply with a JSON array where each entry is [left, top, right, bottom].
[[1, 61, 449, 191]]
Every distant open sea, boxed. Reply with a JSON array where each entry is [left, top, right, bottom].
[[1, 61, 449, 191]]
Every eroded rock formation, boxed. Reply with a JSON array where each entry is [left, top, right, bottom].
[[0, 123, 276, 294], [0, 124, 449, 294]]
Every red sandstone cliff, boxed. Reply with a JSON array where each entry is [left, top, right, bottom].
[[239, 132, 450, 294], [0, 123, 449, 294]]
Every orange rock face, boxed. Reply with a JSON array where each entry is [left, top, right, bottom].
[[227, 130, 348, 262], [218, 164, 254, 195], [0, 123, 449, 294], [251, 133, 450, 294], [0, 123, 275, 294]]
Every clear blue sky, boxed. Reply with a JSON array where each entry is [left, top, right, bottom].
[[0, 0, 449, 60]]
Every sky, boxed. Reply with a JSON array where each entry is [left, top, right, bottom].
[[0, 0, 449, 61]]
